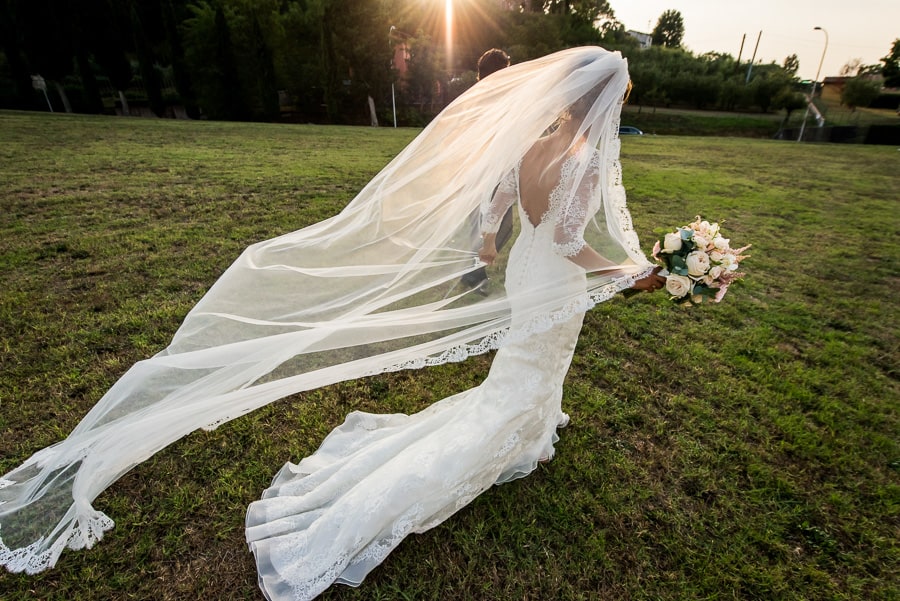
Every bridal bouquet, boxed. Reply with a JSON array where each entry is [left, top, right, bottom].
[[651, 216, 750, 304]]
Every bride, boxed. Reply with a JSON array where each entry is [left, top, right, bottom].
[[1, 47, 664, 599]]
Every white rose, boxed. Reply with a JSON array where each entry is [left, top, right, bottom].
[[713, 236, 729, 250], [709, 250, 724, 262], [693, 220, 712, 236], [693, 235, 709, 250], [665, 274, 692, 298], [686, 251, 711, 276], [721, 253, 739, 271], [708, 265, 724, 280], [663, 232, 683, 253]]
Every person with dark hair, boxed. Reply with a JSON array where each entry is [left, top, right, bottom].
[[476, 48, 510, 80], [461, 48, 514, 291]]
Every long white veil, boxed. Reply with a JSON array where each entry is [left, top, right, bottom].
[[0, 46, 652, 573]]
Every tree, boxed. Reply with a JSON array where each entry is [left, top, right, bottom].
[[840, 58, 863, 76], [161, 0, 200, 119], [182, 2, 248, 120], [0, 0, 38, 109], [85, 0, 135, 115], [745, 65, 792, 113], [880, 38, 900, 88], [19, 0, 77, 112], [544, 0, 614, 24], [857, 63, 883, 76], [302, 0, 395, 124], [651, 9, 684, 48], [224, 1, 281, 121], [129, 1, 166, 116], [272, 2, 323, 121], [404, 30, 442, 112], [503, 8, 566, 62], [782, 54, 799, 77], [773, 87, 805, 118], [841, 76, 881, 111]]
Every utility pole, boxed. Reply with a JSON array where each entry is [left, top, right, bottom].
[[745, 31, 761, 84], [736, 33, 746, 65]]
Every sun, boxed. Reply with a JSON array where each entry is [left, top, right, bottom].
[[396, 0, 503, 72]]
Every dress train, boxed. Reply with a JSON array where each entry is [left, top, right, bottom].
[[245, 310, 582, 600]]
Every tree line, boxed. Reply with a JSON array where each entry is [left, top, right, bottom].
[[0, 0, 896, 124]]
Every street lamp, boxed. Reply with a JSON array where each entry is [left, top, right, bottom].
[[797, 26, 828, 142]]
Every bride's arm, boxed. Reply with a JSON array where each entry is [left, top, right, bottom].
[[479, 167, 518, 265], [553, 159, 664, 290], [569, 244, 664, 290], [565, 244, 619, 272]]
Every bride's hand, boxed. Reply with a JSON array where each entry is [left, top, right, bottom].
[[478, 236, 498, 265], [479, 245, 497, 265], [630, 266, 666, 292]]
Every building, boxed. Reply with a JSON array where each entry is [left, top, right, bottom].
[[820, 76, 849, 102], [626, 30, 652, 50]]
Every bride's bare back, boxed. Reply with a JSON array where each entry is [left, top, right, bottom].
[[517, 132, 579, 228]]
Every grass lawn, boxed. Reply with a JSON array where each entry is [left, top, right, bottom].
[[0, 110, 897, 600]]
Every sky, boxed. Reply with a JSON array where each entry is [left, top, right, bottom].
[[612, 0, 899, 81]]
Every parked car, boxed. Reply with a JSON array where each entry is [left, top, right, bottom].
[[618, 125, 644, 135]]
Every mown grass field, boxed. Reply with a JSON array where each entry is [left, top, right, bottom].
[[0, 110, 897, 600]]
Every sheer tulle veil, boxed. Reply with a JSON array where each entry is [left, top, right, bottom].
[[0, 46, 652, 573]]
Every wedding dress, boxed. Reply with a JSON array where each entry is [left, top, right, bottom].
[[1, 46, 653, 596], [246, 157, 595, 599]]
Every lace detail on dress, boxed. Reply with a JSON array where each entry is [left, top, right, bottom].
[[551, 238, 586, 257], [482, 213, 502, 234], [450, 482, 482, 511], [541, 153, 579, 226], [547, 150, 603, 258], [496, 432, 521, 458], [291, 551, 351, 601]]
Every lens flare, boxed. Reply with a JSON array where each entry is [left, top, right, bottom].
[[445, 0, 453, 71]]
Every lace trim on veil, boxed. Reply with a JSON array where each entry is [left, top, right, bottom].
[[372, 267, 652, 376], [0, 509, 114, 574]]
